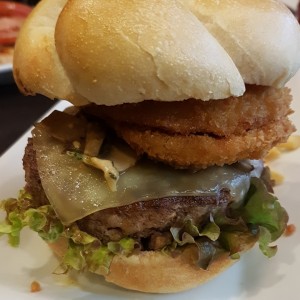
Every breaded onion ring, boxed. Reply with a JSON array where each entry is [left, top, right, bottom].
[[84, 86, 292, 137], [111, 118, 295, 169]]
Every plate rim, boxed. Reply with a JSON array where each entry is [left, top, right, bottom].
[[0, 63, 13, 73]]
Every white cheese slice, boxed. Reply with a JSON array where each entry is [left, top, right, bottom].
[[32, 124, 263, 225]]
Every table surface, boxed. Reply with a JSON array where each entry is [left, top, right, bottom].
[[0, 83, 56, 155]]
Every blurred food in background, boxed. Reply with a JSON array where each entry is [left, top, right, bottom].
[[0, 1, 32, 64]]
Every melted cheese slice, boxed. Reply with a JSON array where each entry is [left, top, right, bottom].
[[33, 124, 263, 225]]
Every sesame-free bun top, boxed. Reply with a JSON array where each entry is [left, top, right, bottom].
[[180, 0, 300, 88], [14, 0, 300, 106], [13, 0, 89, 106]]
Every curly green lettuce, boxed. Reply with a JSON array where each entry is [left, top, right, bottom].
[[0, 190, 137, 274], [0, 177, 288, 273], [236, 178, 288, 257]]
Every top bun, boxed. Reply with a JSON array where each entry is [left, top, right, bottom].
[[14, 0, 300, 106], [180, 0, 300, 88]]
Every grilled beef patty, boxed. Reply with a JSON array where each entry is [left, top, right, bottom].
[[23, 139, 231, 249]]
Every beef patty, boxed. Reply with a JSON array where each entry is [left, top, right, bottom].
[[23, 139, 231, 250]]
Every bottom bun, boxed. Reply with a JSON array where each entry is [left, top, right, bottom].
[[48, 237, 254, 293], [106, 247, 235, 293]]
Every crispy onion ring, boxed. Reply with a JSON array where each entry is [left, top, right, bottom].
[[83, 86, 295, 168], [84, 86, 292, 137], [111, 118, 294, 169]]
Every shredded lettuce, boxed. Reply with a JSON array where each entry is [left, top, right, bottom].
[[0, 176, 289, 272], [0, 191, 137, 274], [86, 246, 114, 274], [0, 191, 63, 246]]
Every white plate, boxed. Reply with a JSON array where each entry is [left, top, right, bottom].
[[283, 0, 298, 9], [0, 63, 13, 85]]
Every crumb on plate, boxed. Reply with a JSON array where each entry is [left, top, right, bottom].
[[264, 135, 300, 163], [285, 224, 296, 237], [278, 135, 300, 151], [270, 170, 284, 185], [30, 281, 41, 293]]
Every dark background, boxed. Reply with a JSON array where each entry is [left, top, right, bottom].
[[0, 82, 55, 155], [0, 0, 55, 155]]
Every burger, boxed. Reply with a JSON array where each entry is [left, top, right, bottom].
[[1, 0, 300, 294]]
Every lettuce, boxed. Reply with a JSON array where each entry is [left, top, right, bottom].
[[170, 178, 288, 262], [0, 191, 137, 274], [236, 178, 288, 257], [258, 226, 278, 257], [170, 216, 221, 269], [171, 216, 220, 244], [0, 176, 288, 272], [0, 191, 64, 246], [214, 178, 288, 258]]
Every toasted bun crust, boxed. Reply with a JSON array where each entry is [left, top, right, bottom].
[[49, 238, 252, 293], [13, 0, 89, 106], [106, 248, 234, 293], [13, 0, 300, 106]]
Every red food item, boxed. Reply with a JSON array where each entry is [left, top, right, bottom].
[[285, 224, 296, 237], [0, 1, 32, 46]]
